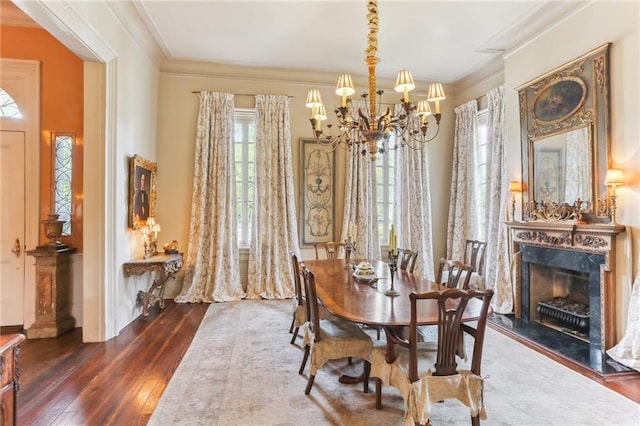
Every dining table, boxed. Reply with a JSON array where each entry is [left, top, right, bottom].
[[301, 258, 487, 383]]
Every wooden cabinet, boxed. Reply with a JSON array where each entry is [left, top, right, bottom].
[[0, 334, 25, 426]]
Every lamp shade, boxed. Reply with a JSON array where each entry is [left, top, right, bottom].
[[416, 100, 432, 117], [394, 70, 415, 93], [604, 169, 624, 186], [509, 181, 523, 193], [305, 89, 323, 108], [335, 74, 355, 97], [314, 104, 327, 121], [427, 83, 446, 101]]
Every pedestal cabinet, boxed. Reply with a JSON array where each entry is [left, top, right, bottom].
[[26, 245, 76, 339], [0, 334, 25, 426]]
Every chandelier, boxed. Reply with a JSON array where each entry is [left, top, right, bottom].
[[305, 0, 446, 161]]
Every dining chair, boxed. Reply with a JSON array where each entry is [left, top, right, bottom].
[[298, 265, 373, 395], [371, 287, 494, 425], [436, 258, 474, 290], [398, 248, 419, 273], [289, 251, 305, 344], [313, 242, 345, 260], [464, 239, 487, 289]]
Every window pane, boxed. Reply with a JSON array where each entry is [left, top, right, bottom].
[[54, 134, 73, 235]]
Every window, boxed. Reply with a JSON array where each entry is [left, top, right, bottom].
[[53, 134, 74, 236], [0, 88, 22, 118], [234, 109, 255, 247], [475, 110, 489, 240], [376, 138, 396, 245]]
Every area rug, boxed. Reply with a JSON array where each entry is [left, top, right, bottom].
[[149, 300, 639, 425]]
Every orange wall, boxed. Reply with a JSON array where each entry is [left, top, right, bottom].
[[1, 25, 84, 251]]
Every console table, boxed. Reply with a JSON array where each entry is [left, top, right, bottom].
[[123, 253, 183, 316]]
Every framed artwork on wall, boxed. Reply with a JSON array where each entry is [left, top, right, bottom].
[[128, 155, 157, 230], [300, 139, 335, 246]]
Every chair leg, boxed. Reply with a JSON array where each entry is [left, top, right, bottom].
[[299, 346, 310, 375], [375, 378, 382, 409], [471, 415, 480, 426], [348, 356, 352, 365], [376, 327, 380, 340], [363, 361, 371, 394], [290, 326, 299, 344], [304, 374, 316, 395], [289, 317, 295, 334]]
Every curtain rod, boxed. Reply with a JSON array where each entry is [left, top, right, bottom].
[[191, 91, 293, 98]]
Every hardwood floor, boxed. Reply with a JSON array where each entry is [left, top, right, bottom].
[[12, 300, 640, 425], [16, 300, 208, 425]]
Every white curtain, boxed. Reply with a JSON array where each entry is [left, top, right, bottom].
[[607, 269, 640, 372], [393, 105, 436, 280], [341, 100, 381, 261], [484, 86, 512, 314], [176, 92, 245, 303], [446, 100, 478, 262], [246, 95, 299, 299]]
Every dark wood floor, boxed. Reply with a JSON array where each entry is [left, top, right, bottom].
[[16, 300, 208, 425], [13, 301, 640, 425]]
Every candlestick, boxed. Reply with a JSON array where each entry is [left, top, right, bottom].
[[385, 249, 399, 297]]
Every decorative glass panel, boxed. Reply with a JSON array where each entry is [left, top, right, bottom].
[[0, 88, 22, 118], [54, 134, 73, 235]]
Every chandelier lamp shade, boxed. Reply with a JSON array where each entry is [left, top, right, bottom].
[[305, 0, 446, 161]]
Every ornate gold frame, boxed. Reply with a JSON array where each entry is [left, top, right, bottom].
[[517, 43, 611, 222], [128, 155, 158, 230]]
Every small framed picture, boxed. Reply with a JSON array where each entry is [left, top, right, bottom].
[[128, 155, 157, 230]]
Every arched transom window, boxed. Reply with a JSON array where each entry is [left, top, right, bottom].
[[0, 88, 23, 118]]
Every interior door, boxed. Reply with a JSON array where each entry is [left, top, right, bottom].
[[0, 130, 25, 326]]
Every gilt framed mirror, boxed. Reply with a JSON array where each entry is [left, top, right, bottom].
[[517, 43, 611, 221]]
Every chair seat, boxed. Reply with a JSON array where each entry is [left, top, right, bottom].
[[291, 300, 333, 329], [303, 318, 373, 375], [371, 345, 486, 424]]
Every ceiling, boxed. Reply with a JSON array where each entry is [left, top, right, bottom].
[[5, 0, 585, 85]]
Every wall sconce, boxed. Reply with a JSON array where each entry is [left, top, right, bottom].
[[604, 168, 624, 224], [141, 217, 160, 258], [508, 181, 524, 222]]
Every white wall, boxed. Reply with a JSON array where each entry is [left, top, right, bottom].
[[458, 1, 639, 338]]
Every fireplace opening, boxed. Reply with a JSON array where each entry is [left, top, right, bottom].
[[529, 265, 590, 342]]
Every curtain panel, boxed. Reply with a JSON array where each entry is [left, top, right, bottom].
[[176, 91, 245, 303], [247, 95, 299, 299], [484, 86, 512, 313], [341, 100, 381, 261], [446, 100, 478, 262]]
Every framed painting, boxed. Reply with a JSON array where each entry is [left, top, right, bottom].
[[128, 155, 158, 230], [533, 148, 564, 203], [300, 139, 335, 245]]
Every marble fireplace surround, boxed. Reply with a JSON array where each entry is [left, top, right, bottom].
[[508, 221, 625, 351]]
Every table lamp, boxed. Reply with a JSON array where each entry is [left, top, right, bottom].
[[604, 169, 624, 223]]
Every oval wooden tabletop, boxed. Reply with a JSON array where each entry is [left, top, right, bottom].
[[302, 258, 484, 327]]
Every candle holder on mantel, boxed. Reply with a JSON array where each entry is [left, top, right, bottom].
[[344, 235, 357, 270], [385, 249, 400, 297]]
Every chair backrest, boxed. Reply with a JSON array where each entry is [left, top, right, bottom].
[[464, 240, 487, 275], [301, 265, 322, 343], [314, 242, 345, 260], [408, 288, 494, 381], [398, 248, 419, 273], [290, 251, 303, 308], [436, 258, 474, 290]]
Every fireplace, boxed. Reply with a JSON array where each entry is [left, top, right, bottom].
[[520, 245, 604, 347], [506, 221, 624, 354]]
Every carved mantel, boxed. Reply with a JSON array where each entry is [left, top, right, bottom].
[[507, 221, 625, 350]]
